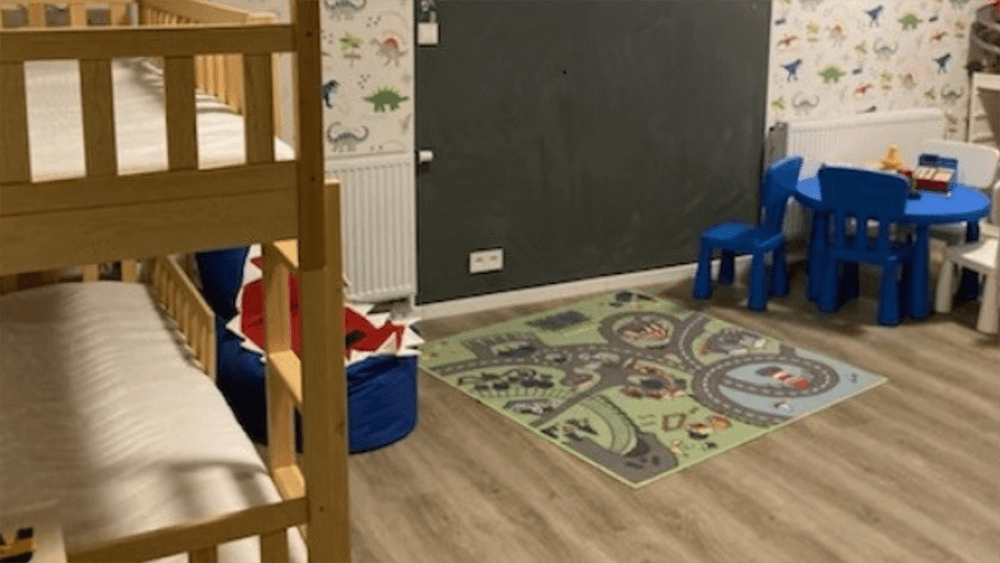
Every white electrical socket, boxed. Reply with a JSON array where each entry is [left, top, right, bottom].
[[469, 248, 503, 273]]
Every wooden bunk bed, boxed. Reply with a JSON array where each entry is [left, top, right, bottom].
[[0, 1, 352, 561]]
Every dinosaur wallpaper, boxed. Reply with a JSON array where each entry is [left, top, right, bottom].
[[211, 0, 414, 159], [320, 0, 415, 158], [766, 0, 984, 139]]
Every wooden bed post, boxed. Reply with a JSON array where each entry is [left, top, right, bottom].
[[292, 0, 352, 561]]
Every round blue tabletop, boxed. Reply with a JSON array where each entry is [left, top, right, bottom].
[[794, 176, 991, 225]]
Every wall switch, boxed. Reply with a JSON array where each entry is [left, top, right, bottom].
[[418, 22, 439, 45], [469, 248, 503, 273]]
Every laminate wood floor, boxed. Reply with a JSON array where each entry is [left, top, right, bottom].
[[346, 259, 999, 563]]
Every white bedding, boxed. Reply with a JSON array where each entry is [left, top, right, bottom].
[[24, 58, 295, 182], [0, 283, 307, 563]]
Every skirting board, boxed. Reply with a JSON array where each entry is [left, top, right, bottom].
[[417, 252, 807, 321]]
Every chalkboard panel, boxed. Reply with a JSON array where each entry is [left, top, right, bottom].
[[416, 0, 771, 304]]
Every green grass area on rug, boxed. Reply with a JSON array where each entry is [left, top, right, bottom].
[[418, 290, 886, 488]]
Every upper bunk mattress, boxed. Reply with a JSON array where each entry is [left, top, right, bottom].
[[0, 282, 306, 563], [23, 58, 295, 182]]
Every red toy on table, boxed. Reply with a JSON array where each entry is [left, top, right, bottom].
[[906, 153, 959, 194]]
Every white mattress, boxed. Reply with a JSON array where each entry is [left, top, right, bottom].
[[23, 58, 294, 182], [0, 283, 307, 563]]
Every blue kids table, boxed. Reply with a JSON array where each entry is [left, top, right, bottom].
[[795, 176, 991, 320]]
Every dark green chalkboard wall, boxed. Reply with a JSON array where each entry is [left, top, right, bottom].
[[416, 0, 771, 304]]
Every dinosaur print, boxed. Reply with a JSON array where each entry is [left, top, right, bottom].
[[818, 66, 846, 84], [371, 35, 408, 67], [343, 52, 362, 67], [879, 71, 893, 89], [924, 88, 936, 101], [782, 59, 803, 81], [338, 32, 364, 67], [777, 34, 798, 48], [873, 39, 898, 60], [364, 87, 409, 112], [327, 124, 370, 152], [828, 23, 846, 45], [854, 83, 874, 95], [324, 0, 367, 20], [934, 53, 951, 73], [339, 32, 363, 52], [930, 30, 947, 42], [940, 85, 964, 105], [860, 105, 877, 113], [945, 112, 960, 136], [805, 21, 821, 40], [792, 93, 819, 115], [865, 5, 884, 27], [852, 67, 864, 75], [321, 79, 339, 109], [953, 21, 966, 39], [771, 97, 786, 111], [899, 13, 922, 30]]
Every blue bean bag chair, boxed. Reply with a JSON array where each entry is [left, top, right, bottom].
[[196, 248, 418, 453]]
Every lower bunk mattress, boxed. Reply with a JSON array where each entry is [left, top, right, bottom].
[[0, 282, 307, 563]]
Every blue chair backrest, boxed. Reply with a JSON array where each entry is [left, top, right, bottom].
[[760, 155, 804, 236], [817, 165, 909, 254]]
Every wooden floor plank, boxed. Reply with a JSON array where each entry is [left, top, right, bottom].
[[341, 253, 999, 563]]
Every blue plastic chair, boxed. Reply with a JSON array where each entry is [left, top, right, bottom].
[[693, 155, 804, 311], [815, 165, 915, 326]]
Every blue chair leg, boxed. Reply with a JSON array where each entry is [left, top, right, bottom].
[[693, 243, 714, 300], [819, 256, 841, 313], [807, 211, 829, 303], [877, 259, 901, 326], [899, 255, 913, 318], [718, 250, 736, 286], [770, 246, 789, 297], [748, 253, 768, 312], [841, 262, 861, 304]]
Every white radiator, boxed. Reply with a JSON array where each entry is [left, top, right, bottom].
[[781, 108, 946, 237], [328, 153, 417, 303]]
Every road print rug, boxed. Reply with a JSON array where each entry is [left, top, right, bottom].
[[419, 291, 886, 488]]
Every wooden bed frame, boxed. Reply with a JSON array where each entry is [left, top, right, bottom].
[[0, 1, 352, 562]]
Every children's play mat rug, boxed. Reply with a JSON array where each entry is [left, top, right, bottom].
[[419, 291, 886, 488]]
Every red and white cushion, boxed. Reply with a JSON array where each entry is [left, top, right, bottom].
[[224, 245, 421, 366]]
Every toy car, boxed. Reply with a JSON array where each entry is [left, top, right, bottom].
[[756, 366, 810, 389]]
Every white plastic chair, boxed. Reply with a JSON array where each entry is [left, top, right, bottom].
[[935, 227, 1000, 334], [919, 140, 1000, 244]]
